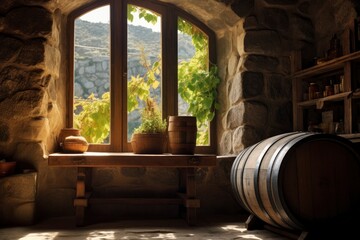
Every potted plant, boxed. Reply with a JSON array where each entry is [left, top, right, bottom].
[[131, 98, 167, 154]]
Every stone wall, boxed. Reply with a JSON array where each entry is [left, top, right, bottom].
[[0, 172, 37, 225], [0, 0, 64, 223], [216, 1, 307, 154], [0, 0, 358, 224], [214, 0, 356, 155], [74, 58, 157, 99], [74, 57, 110, 98], [0, 2, 59, 157]]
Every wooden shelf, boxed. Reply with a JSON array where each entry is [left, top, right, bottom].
[[298, 91, 351, 108], [292, 51, 360, 78], [352, 89, 360, 98], [338, 133, 360, 143], [292, 49, 360, 134]]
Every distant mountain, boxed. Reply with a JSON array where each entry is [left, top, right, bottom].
[[74, 19, 195, 60], [74, 20, 110, 57]]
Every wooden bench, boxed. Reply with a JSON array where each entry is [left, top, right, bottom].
[[48, 152, 216, 226]]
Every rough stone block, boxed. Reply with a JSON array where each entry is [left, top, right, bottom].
[[39, 188, 75, 217], [290, 15, 314, 42], [242, 71, 264, 98], [0, 201, 36, 226], [4, 6, 52, 38], [232, 125, 263, 152], [225, 104, 244, 130], [17, 117, 50, 142], [264, 0, 298, 5], [244, 30, 281, 54], [230, 0, 254, 18], [0, 124, 10, 143], [0, 0, 51, 14], [266, 74, 291, 100], [228, 71, 264, 104], [0, 88, 46, 121], [244, 54, 280, 72], [219, 130, 232, 155], [243, 101, 268, 128], [17, 38, 46, 66], [0, 35, 22, 62], [229, 72, 242, 105], [260, 8, 289, 35], [0, 172, 37, 225], [243, 15, 259, 30]]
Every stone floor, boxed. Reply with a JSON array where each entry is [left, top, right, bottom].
[[0, 214, 293, 240], [1, 214, 357, 240]]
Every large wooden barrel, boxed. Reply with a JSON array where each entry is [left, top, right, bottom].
[[231, 132, 360, 230]]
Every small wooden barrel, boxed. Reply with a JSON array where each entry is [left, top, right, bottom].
[[167, 116, 197, 154], [231, 131, 360, 230]]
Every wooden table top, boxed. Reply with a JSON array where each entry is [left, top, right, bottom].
[[48, 152, 217, 167]]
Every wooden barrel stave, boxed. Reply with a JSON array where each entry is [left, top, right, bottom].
[[258, 132, 309, 229], [230, 147, 252, 212], [266, 132, 311, 229]]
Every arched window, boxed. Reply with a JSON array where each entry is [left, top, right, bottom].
[[68, 0, 217, 153]]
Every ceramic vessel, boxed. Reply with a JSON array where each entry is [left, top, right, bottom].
[[131, 133, 166, 154], [58, 128, 81, 150], [0, 162, 16, 177]]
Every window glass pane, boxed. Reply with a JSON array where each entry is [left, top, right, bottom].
[[73, 5, 111, 144], [127, 5, 162, 141], [177, 17, 210, 146]]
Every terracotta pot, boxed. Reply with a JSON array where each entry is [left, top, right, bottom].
[[62, 136, 89, 153], [58, 128, 81, 150], [131, 133, 166, 154], [0, 162, 16, 178]]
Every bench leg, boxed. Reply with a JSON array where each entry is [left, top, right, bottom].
[[179, 168, 199, 226], [74, 167, 87, 226]]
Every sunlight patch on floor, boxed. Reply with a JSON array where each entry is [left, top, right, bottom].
[[88, 231, 115, 239], [19, 232, 58, 240], [238, 235, 262, 239], [221, 224, 247, 232], [120, 233, 177, 239]]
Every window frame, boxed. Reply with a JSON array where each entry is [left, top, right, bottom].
[[67, 0, 217, 153]]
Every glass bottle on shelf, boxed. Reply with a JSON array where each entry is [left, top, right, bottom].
[[335, 119, 344, 134], [339, 75, 344, 93], [308, 83, 319, 100], [333, 77, 340, 94]]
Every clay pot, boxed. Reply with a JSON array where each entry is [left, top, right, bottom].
[[131, 133, 166, 154], [62, 135, 89, 153], [58, 128, 80, 150], [0, 162, 16, 178]]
